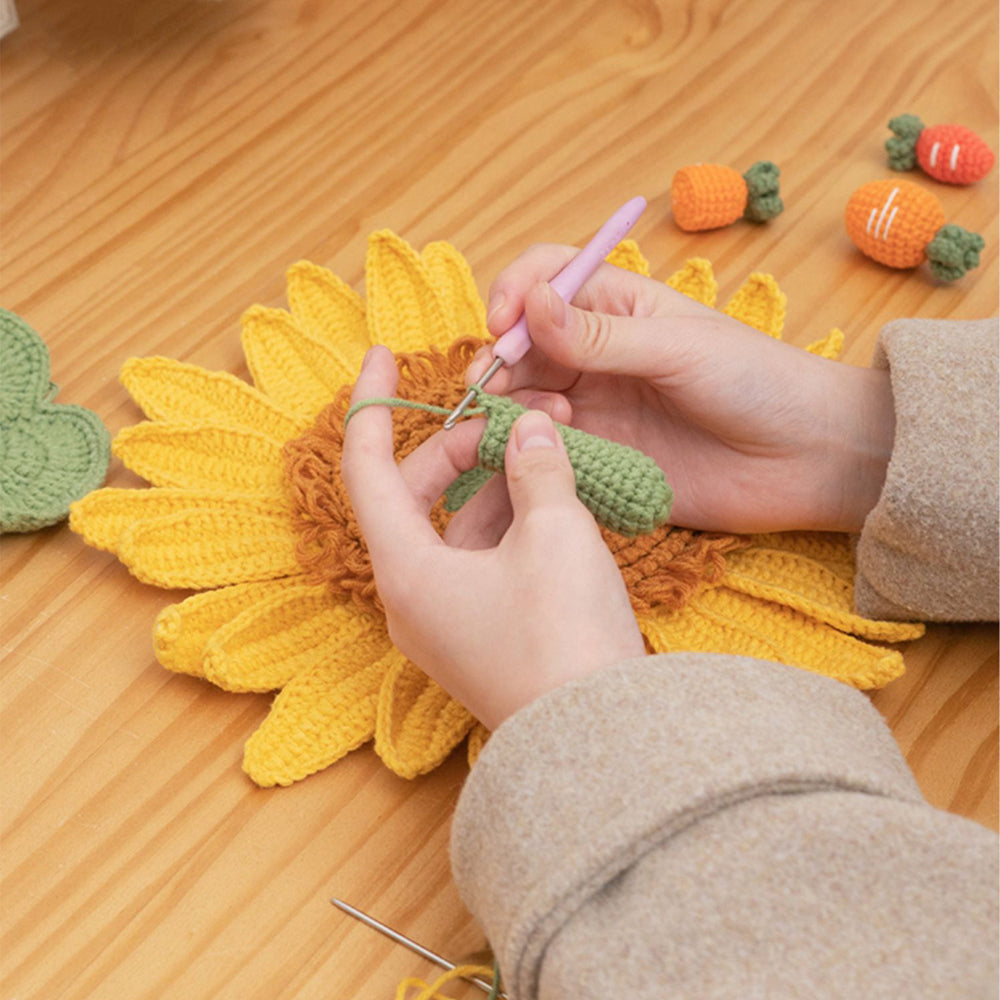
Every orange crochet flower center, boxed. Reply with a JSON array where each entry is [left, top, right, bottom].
[[282, 341, 747, 614]]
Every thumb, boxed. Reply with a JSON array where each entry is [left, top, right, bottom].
[[523, 280, 682, 379], [504, 409, 581, 519]]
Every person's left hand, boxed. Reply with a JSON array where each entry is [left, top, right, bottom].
[[341, 345, 646, 729]]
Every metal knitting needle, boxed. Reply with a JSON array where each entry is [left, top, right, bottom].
[[330, 897, 505, 997], [443, 195, 647, 429]]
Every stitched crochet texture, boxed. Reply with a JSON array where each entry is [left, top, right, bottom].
[[344, 390, 674, 535], [845, 179, 984, 280], [1, 310, 110, 533], [69, 235, 924, 786], [671, 160, 783, 231], [886, 113, 995, 184]]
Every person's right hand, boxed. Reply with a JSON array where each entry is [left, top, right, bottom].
[[469, 244, 896, 534]]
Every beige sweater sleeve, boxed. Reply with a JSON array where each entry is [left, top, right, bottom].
[[451, 657, 998, 999], [451, 318, 1000, 998], [855, 317, 999, 621]]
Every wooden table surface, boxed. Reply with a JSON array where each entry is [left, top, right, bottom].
[[2, 1, 997, 997]]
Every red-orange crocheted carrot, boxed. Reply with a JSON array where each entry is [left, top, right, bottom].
[[671, 161, 783, 231], [845, 179, 984, 281], [886, 114, 994, 184]]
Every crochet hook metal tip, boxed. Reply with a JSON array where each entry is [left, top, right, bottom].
[[443, 356, 505, 429], [330, 897, 504, 997]]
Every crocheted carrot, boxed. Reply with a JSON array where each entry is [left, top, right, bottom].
[[671, 161, 783, 231], [886, 114, 994, 184], [845, 179, 984, 281]]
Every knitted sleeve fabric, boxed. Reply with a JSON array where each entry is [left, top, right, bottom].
[[450, 655, 998, 1000], [855, 317, 999, 621]]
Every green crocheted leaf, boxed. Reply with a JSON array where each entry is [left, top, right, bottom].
[[886, 114, 923, 171], [742, 161, 783, 223], [0, 310, 111, 533], [925, 225, 985, 282]]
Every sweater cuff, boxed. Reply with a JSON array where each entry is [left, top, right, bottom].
[[855, 318, 999, 621], [450, 654, 922, 997]]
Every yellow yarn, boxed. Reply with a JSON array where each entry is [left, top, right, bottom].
[[69, 233, 924, 787], [394, 965, 496, 1000]]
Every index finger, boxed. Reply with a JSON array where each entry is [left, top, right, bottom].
[[341, 346, 486, 561], [475, 244, 671, 392], [340, 346, 443, 559], [485, 243, 663, 338]]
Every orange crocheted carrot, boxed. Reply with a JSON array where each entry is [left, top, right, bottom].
[[845, 179, 984, 281], [671, 161, 783, 231], [887, 114, 994, 184]]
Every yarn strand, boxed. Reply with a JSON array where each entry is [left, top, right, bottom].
[[393, 962, 501, 1000], [345, 396, 484, 426]]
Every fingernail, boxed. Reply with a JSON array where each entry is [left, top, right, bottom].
[[486, 291, 506, 325], [514, 409, 558, 451], [544, 282, 567, 328], [361, 347, 376, 370]]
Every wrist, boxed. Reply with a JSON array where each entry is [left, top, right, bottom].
[[817, 364, 895, 532]]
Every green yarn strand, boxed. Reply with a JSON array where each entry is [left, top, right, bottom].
[[886, 113, 924, 171], [487, 961, 502, 1000], [925, 225, 985, 282], [742, 161, 784, 223], [344, 396, 480, 424], [344, 393, 674, 536]]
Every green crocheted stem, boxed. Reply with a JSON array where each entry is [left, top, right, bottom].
[[925, 224, 985, 282], [474, 394, 672, 536], [345, 394, 674, 536], [742, 161, 784, 223], [444, 465, 495, 509], [886, 113, 924, 171]]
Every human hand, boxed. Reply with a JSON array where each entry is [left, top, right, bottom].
[[341, 346, 647, 730], [471, 245, 896, 534]]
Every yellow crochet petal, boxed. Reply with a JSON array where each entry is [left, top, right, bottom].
[[638, 586, 905, 690], [70, 487, 288, 554], [806, 328, 845, 359], [204, 585, 382, 693], [116, 505, 300, 588], [375, 653, 474, 779], [153, 579, 303, 677], [120, 357, 306, 442], [723, 273, 786, 338], [467, 722, 490, 768], [241, 305, 345, 419], [748, 531, 856, 577], [242, 636, 393, 787], [113, 422, 286, 494], [421, 241, 488, 338], [605, 238, 651, 277], [365, 230, 454, 353], [724, 542, 926, 642], [285, 260, 370, 380], [666, 257, 717, 307]]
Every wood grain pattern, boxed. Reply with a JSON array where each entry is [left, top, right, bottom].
[[2, 0, 996, 996]]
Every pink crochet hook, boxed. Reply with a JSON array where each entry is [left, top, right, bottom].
[[443, 195, 647, 429]]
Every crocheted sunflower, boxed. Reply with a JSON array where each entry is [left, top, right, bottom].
[[70, 234, 924, 786]]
